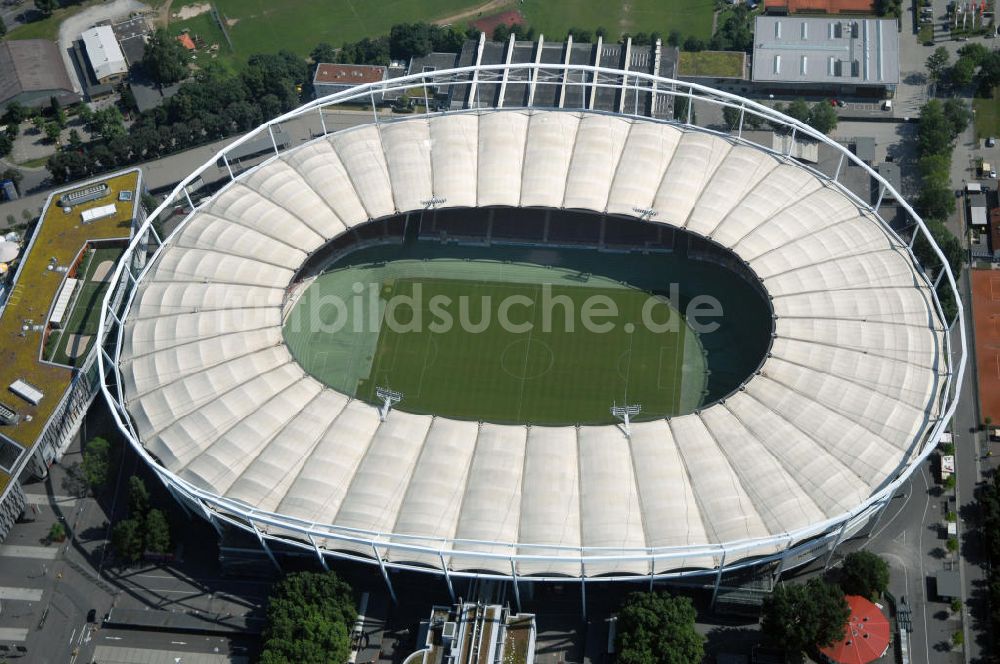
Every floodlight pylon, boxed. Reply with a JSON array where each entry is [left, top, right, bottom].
[[610, 402, 642, 438], [376, 387, 404, 421]]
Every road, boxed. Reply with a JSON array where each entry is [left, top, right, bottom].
[[0, 107, 384, 230]]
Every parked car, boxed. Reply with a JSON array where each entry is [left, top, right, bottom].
[[987, 136, 996, 147]]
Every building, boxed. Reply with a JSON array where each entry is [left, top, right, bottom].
[[765, 0, 875, 13], [96, 63, 958, 608], [0, 170, 144, 541], [0, 40, 80, 110], [752, 16, 899, 97], [81, 25, 129, 84], [406, 603, 536, 664], [416, 35, 678, 117], [111, 16, 150, 67], [313, 63, 387, 99]]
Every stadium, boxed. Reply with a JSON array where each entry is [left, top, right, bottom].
[[97, 64, 964, 600]]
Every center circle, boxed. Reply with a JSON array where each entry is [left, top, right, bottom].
[[500, 339, 555, 380]]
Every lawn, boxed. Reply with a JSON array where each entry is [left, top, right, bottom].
[[170, 0, 485, 60], [678, 51, 746, 78], [47, 246, 122, 367], [286, 261, 707, 425], [974, 90, 1000, 140], [166, 0, 715, 63], [519, 0, 715, 41], [5, 1, 92, 41]]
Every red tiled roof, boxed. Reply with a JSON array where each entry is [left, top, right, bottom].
[[765, 0, 875, 13], [176, 34, 196, 51]]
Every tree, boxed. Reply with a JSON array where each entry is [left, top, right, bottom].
[[949, 57, 975, 90], [942, 98, 971, 138], [48, 522, 66, 542], [67, 129, 82, 150], [667, 30, 682, 47], [784, 98, 811, 124], [112, 518, 144, 563], [926, 46, 950, 85], [144, 29, 189, 86], [34, 0, 57, 16], [260, 571, 357, 664], [128, 476, 150, 518], [0, 132, 10, 158], [43, 121, 60, 143], [3, 101, 27, 125], [0, 16, 6, 38], [673, 95, 695, 124], [807, 101, 839, 134], [947, 536, 959, 553], [682, 36, 705, 52], [310, 42, 337, 64], [144, 509, 170, 553], [615, 592, 704, 664], [839, 551, 890, 599], [761, 579, 850, 654], [80, 437, 112, 491], [723, 106, 741, 131]]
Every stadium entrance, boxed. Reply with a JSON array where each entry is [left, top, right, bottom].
[[283, 209, 772, 426]]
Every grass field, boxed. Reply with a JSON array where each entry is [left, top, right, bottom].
[[520, 0, 714, 41], [678, 51, 746, 78], [286, 260, 706, 425], [974, 89, 1000, 140], [47, 246, 122, 367], [168, 0, 714, 63]]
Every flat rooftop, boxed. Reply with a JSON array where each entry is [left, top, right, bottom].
[[752, 16, 899, 86], [0, 170, 140, 491], [314, 63, 386, 86]]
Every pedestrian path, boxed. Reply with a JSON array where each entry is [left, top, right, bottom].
[[0, 628, 28, 642], [0, 545, 59, 560], [0, 587, 43, 601], [93, 646, 249, 663], [23, 493, 77, 506]]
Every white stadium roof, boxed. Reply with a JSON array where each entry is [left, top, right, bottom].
[[114, 107, 950, 579]]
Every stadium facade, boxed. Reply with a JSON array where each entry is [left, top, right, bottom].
[[98, 64, 964, 603]]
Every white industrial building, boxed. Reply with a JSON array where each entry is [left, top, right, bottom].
[[81, 25, 128, 84], [98, 65, 961, 605]]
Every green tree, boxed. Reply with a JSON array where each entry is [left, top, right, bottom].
[[144, 509, 170, 553], [839, 551, 890, 599], [144, 29, 189, 86], [112, 518, 144, 563], [723, 106, 741, 131], [673, 95, 696, 124], [310, 42, 337, 64], [762, 579, 850, 654], [784, 98, 811, 124], [0, 15, 6, 38], [34, 0, 57, 16], [80, 437, 112, 491], [615, 592, 704, 664], [942, 98, 971, 137], [43, 121, 60, 143], [807, 101, 839, 134], [949, 57, 975, 90], [926, 47, 950, 84], [947, 536, 959, 553], [128, 476, 150, 517], [260, 571, 357, 664], [682, 36, 705, 52], [2, 101, 27, 125], [48, 522, 66, 542]]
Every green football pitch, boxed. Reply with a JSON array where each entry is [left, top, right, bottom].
[[284, 259, 707, 425]]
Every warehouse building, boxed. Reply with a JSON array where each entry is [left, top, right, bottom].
[[81, 25, 129, 85], [0, 40, 80, 110], [752, 16, 899, 98]]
